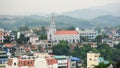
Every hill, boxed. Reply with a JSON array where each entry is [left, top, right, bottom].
[[0, 15, 92, 29], [62, 3, 120, 19], [91, 15, 120, 27]]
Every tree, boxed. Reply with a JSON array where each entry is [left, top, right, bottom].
[[18, 26, 29, 31], [114, 43, 120, 49], [39, 34, 47, 40], [52, 40, 70, 55], [94, 62, 109, 68], [95, 27, 101, 33], [33, 26, 47, 40], [4, 36, 12, 43], [16, 34, 29, 44], [67, 26, 75, 30], [114, 59, 120, 68], [81, 36, 89, 42], [95, 35, 103, 43]]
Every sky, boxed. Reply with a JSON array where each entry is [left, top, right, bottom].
[[0, 0, 120, 15]]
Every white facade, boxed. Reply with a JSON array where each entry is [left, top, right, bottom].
[[54, 33, 80, 43], [29, 34, 39, 45], [0, 36, 4, 43], [57, 59, 68, 67], [76, 28, 98, 40], [17, 32, 21, 39], [53, 56, 68, 68], [35, 58, 48, 68], [87, 52, 100, 68], [47, 15, 80, 44]]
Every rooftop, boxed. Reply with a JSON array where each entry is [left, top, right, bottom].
[[53, 55, 67, 59], [4, 44, 14, 48], [55, 30, 79, 35]]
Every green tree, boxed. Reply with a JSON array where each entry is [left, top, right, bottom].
[[95, 35, 103, 43], [95, 27, 101, 33], [81, 36, 89, 42], [114, 59, 120, 68], [67, 26, 75, 30], [114, 43, 120, 49], [16, 34, 29, 44], [4, 36, 12, 43], [18, 26, 29, 31], [52, 40, 70, 55], [94, 62, 109, 68], [33, 26, 47, 40]]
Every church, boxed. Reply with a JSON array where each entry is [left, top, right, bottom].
[[47, 14, 80, 45]]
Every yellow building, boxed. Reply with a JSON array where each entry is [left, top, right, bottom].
[[87, 52, 100, 68]]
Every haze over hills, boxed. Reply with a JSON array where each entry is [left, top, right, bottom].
[[91, 15, 120, 27], [0, 15, 93, 29], [62, 3, 120, 19], [0, 3, 120, 30], [0, 15, 120, 30]]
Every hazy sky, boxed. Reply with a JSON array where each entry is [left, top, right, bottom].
[[0, 0, 120, 15]]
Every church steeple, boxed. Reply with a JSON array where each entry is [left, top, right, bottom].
[[47, 13, 56, 43], [50, 13, 56, 29]]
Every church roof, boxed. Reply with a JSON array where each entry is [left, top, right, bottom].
[[55, 30, 79, 35]]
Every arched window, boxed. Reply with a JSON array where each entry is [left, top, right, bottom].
[[14, 63, 16, 66]]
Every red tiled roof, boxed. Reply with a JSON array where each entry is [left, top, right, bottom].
[[4, 44, 14, 48], [46, 58, 57, 65], [55, 30, 79, 35], [0, 31, 8, 36]]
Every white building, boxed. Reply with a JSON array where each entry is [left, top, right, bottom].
[[29, 34, 39, 45], [6, 55, 36, 68], [17, 31, 33, 39], [87, 52, 100, 68], [76, 27, 98, 40], [0, 30, 9, 43], [6, 55, 58, 68], [53, 55, 68, 68], [47, 14, 80, 45]]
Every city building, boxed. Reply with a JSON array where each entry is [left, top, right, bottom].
[[6, 55, 36, 68], [76, 27, 98, 41], [0, 51, 8, 68], [87, 52, 100, 68], [47, 14, 80, 45], [0, 30, 9, 43], [34, 58, 48, 68], [29, 34, 39, 45], [17, 30, 33, 39], [69, 57, 83, 68], [53, 55, 68, 68], [46, 57, 58, 68], [3, 44, 15, 57]]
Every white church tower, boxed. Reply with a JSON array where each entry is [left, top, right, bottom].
[[47, 13, 56, 43]]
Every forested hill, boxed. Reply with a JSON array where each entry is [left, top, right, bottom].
[[0, 15, 120, 30]]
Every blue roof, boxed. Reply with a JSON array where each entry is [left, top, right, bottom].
[[70, 57, 80, 61]]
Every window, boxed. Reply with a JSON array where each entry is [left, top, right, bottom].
[[14, 63, 16, 66], [94, 59, 97, 61], [28, 62, 30, 64], [31, 61, 32, 64], [89, 58, 92, 61]]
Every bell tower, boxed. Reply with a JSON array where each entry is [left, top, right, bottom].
[[47, 13, 56, 42]]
